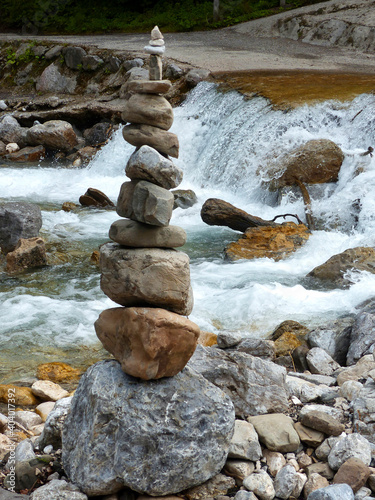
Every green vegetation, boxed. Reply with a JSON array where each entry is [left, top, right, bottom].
[[1, 0, 327, 34]]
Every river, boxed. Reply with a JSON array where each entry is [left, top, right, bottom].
[[1, 81, 375, 382]]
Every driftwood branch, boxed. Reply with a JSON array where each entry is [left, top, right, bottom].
[[201, 198, 304, 232], [272, 213, 303, 224], [295, 179, 315, 230]]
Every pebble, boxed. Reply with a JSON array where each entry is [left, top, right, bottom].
[[243, 470, 275, 500], [31, 380, 69, 401]]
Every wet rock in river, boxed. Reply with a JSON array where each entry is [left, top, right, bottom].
[[6, 237, 47, 274], [0, 202, 42, 254], [27, 120, 79, 153]]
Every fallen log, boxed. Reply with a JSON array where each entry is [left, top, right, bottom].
[[201, 198, 302, 232]]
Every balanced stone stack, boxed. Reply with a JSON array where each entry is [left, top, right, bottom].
[[95, 26, 200, 381]]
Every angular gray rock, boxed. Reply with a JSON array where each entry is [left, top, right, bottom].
[[352, 380, 375, 445], [125, 145, 183, 190], [62, 46, 87, 69], [300, 410, 345, 436], [226, 338, 275, 360], [328, 433, 372, 471], [117, 180, 174, 227], [30, 479, 88, 499], [188, 345, 289, 416], [0, 202, 42, 254], [242, 471, 275, 500], [36, 64, 77, 94], [307, 483, 354, 500], [274, 464, 307, 499], [0, 115, 27, 147], [100, 243, 193, 315], [347, 312, 375, 366], [62, 360, 235, 496], [122, 93, 174, 130], [172, 189, 198, 210], [306, 347, 340, 376], [286, 375, 335, 403], [308, 318, 354, 365], [38, 396, 72, 449], [109, 219, 187, 248], [82, 54, 103, 71]]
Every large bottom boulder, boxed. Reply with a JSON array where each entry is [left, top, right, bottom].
[[62, 360, 235, 497]]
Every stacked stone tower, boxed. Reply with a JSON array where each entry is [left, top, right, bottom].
[[95, 27, 200, 380]]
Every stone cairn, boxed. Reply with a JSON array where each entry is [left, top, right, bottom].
[[94, 26, 201, 380]]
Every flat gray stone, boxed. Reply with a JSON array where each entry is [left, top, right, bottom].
[[30, 479, 87, 499], [62, 360, 235, 496], [117, 180, 174, 227], [188, 345, 289, 417], [109, 219, 186, 248], [125, 145, 183, 190], [122, 124, 179, 158], [307, 483, 354, 500]]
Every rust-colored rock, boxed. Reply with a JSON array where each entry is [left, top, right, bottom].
[[36, 362, 81, 383], [198, 330, 218, 347], [7, 145, 45, 162], [95, 307, 200, 380], [270, 320, 310, 342], [0, 385, 39, 405], [333, 457, 370, 492], [225, 222, 310, 261], [264, 139, 344, 189], [274, 332, 302, 357], [6, 237, 47, 274]]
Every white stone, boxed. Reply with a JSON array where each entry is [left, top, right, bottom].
[[149, 39, 165, 46], [31, 380, 69, 401], [144, 45, 165, 55], [6, 142, 20, 153], [229, 420, 262, 461], [36, 401, 56, 422], [243, 470, 275, 500], [151, 26, 163, 40], [0, 100, 7, 110], [263, 449, 286, 477], [225, 459, 255, 486], [15, 411, 43, 430], [328, 433, 372, 470]]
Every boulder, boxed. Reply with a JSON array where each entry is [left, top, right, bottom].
[[188, 345, 289, 416], [62, 46, 87, 69], [6, 145, 45, 162], [286, 376, 334, 403], [0, 115, 27, 147], [14, 412, 42, 430], [100, 243, 193, 315], [122, 93, 173, 130], [304, 473, 330, 498], [125, 79, 172, 94], [339, 380, 363, 401], [307, 247, 375, 288], [36, 63, 77, 94], [116, 180, 174, 227], [14, 455, 54, 492], [0, 201, 42, 254], [125, 145, 183, 190], [83, 122, 112, 146], [263, 449, 286, 477], [44, 45, 63, 60], [307, 483, 354, 500], [225, 222, 310, 261], [264, 139, 344, 189], [95, 307, 200, 380], [6, 237, 47, 273], [308, 318, 354, 365], [224, 459, 255, 485], [346, 311, 375, 366], [328, 433, 372, 471], [172, 189, 198, 210], [109, 219, 187, 248], [27, 120, 79, 152], [249, 414, 300, 452], [333, 457, 370, 493], [228, 420, 262, 461], [62, 360, 235, 496], [122, 124, 179, 158], [352, 381, 375, 445], [35, 401, 56, 422], [336, 354, 375, 385]]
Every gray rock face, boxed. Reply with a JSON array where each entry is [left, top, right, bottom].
[[109, 219, 187, 248], [82, 54, 103, 71], [308, 318, 354, 365], [30, 479, 88, 499], [117, 180, 174, 227], [0, 487, 28, 499], [38, 396, 72, 449], [125, 145, 183, 190], [122, 93, 174, 130], [306, 347, 340, 376], [62, 360, 235, 496], [328, 433, 372, 471], [0, 202, 42, 254], [188, 345, 289, 416], [36, 64, 77, 94], [347, 312, 375, 366], [307, 483, 354, 500], [100, 243, 193, 315]]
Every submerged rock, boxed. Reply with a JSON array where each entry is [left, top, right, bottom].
[[62, 360, 235, 496]]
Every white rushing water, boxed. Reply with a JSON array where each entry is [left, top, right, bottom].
[[1, 82, 375, 368]]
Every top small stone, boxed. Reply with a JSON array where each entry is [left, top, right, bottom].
[[151, 26, 164, 40]]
